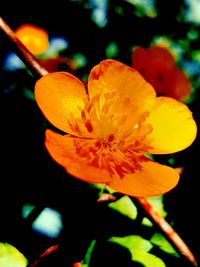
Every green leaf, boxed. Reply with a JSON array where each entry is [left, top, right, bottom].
[[150, 233, 179, 257], [142, 217, 153, 227], [109, 235, 152, 254], [109, 235, 166, 267], [108, 196, 137, 220], [84, 240, 96, 265], [89, 183, 116, 195], [133, 250, 166, 267], [0, 242, 28, 267]]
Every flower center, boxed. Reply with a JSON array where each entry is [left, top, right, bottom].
[[70, 92, 153, 179], [73, 125, 153, 179]]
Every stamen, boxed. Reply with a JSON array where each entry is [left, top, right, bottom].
[[108, 134, 114, 142], [73, 130, 152, 180], [68, 120, 82, 135], [81, 110, 86, 121], [73, 94, 154, 180], [85, 120, 93, 132]]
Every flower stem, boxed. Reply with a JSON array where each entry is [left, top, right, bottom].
[[135, 196, 198, 267], [0, 16, 48, 78]]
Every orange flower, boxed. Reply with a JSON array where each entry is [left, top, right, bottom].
[[15, 23, 49, 55], [34, 59, 197, 197], [132, 46, 191, 101]]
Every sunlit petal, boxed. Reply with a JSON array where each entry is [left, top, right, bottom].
[[147, 97, 197, 154], [107, 160, 180, 197], [45, 129, 110, 183], [86, 59, 157, 139], [35, 72, 89, 136], [88, 59, 156, 111]]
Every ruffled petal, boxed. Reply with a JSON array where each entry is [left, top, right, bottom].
[[45, 129, 110, 183], [35, 72, 88, 136], [147, 97, 197, 154], [87, 59, 156, 111], [107, 160, 180, 197]]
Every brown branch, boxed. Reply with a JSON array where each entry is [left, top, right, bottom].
[[0, 16, 48, 78], [135, 196, 198, 267], [27, 244, 59, 267]]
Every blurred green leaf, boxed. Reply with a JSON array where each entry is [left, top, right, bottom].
[[168, 157, 175, 166], [142, 217, 153, 227], [109, 235, 152, 252], [22, 203, 35, 218], [150, 233, 179, 257], [109, 235, 166, 267], [0, 242, 28, 267], [105, 42, 119, 58], [133, 251, 166, 267], [72, 53, 87, 69], [191, 50, 200, 61], [108, 196, 137, 220], [187, 29, 199, 41], [23, 88, 35, 101], [126, 0, 157, 18]]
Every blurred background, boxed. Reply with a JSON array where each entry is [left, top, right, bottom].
[[0, 1, 200, 266]]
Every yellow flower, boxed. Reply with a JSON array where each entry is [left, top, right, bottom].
[[34, 59, 197, 197]]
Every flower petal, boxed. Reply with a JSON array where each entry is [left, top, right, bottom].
[[148, 46, 175, 67], [169, 67, 191, 101], [132, 47, 150, 73], [45, 129, 110, 183], [35, 72, 88, 135], [132, 46, 175, 74], [147, 97, 197, 154], [107, 160, 180, 197], [87, 59, 156, 110], [15, 24, 49, 55]]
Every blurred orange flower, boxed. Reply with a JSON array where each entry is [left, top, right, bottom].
[[15, 23, 49, 55], [34, 59, 197, 197], [132, 46, 191, 101]]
